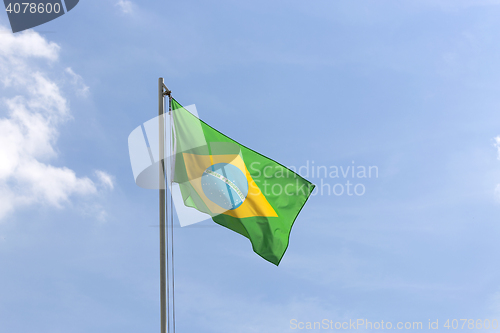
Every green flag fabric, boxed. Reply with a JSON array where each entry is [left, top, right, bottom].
[[171, 99, 315, 265]]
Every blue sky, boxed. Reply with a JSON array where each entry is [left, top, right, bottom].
[[2, 0, 500, 332]]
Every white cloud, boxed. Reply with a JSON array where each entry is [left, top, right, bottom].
[[0, 27, 112, 220], [16, 161, 96, 207], [0, 26, 59, 61], [116, 0, 133, 14], [95, 170, 114, 190], [0, 26, 59, 88], [494, 136, 500, 160], [65, 67, 90, 97]]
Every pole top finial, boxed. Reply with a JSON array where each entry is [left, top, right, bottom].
[[162, 84, 171, 97]]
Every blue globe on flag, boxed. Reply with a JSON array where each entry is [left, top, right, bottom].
[[201, 163, 249, 210]]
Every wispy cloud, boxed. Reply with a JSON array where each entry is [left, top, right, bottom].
[[116, 0, 133, 14], [494, 136, 500, 160], [95, 170, 114, 190], [0, 26, 112, 220], [65, 67, 89, 97]]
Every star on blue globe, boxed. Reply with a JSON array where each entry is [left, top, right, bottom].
[[201, 163, 249, 210]]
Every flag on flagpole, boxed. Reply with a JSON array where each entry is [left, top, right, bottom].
[[171, 99, 315, 265]]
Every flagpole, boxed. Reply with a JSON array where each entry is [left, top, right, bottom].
[[168, 93, 176, 333], [158, 77, 167, 333], [159, 77, 173, 333]]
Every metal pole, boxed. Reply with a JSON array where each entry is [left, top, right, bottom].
[[158, 77, 167, 333], [168, 95, 176, 333]]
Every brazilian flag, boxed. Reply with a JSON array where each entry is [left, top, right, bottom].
[[171, 99, 314, 265]]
